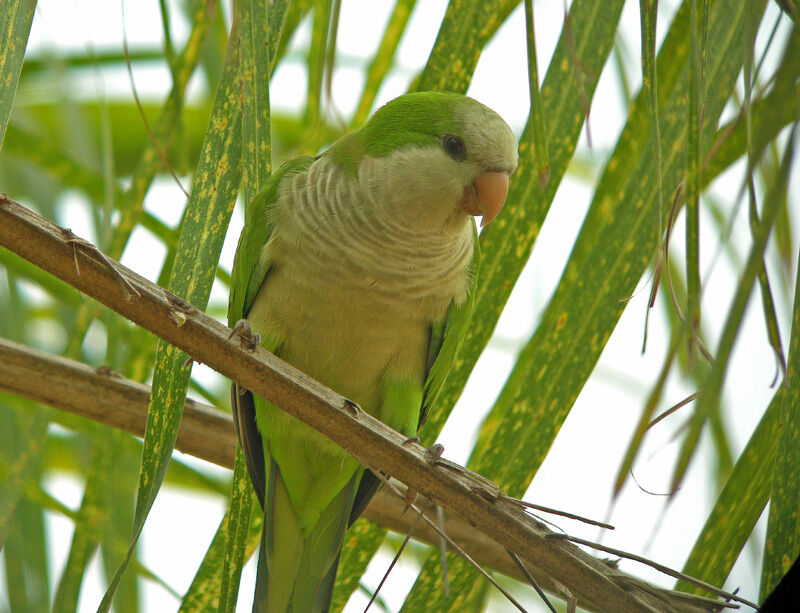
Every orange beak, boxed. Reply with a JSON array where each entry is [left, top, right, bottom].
[[457, 171, 510, 227]]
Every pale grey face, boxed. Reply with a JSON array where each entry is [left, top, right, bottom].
[[454, 99, 519, 176], [358, 97, 519, 232]]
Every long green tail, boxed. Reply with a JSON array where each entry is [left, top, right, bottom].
[[253, 460, 360, 612]]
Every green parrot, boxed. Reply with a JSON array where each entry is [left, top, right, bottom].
[[228, 91, 518, 612]]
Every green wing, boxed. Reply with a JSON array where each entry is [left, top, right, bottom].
[[228, 155, 314, 508], [348, 223, 481, 522], [420, 222, 481, 427], [228, 155, 314, 327], [231, 154, 358, 612]]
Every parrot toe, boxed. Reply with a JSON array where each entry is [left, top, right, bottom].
[[229, 318, 261, 351]]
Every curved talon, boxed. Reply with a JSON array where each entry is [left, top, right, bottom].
[[426, 443, 445, 462], [94, 365, 117, 377], [229, 319, 260, 351], [402, 487, 418, 515]]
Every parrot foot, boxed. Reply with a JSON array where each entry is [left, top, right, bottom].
[[425, 443, 445, 462], [94, 365, 120, 377], [402, 438, 444, 463], [228, 319, 261, 351]]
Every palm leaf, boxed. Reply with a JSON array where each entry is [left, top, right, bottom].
[[1, 2, 799, 612]]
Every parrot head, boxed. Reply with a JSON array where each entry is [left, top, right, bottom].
[[328, 92, 519, 231]]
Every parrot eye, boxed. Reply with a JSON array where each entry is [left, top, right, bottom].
[[442, 135, 466, 161]]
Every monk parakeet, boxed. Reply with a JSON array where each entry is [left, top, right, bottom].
[[228, 91, 518, 612]]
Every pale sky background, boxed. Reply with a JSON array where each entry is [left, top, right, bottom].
[[3, 0, 798, 611]]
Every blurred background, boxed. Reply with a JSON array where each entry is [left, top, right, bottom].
[[1, 0, 799, 611]]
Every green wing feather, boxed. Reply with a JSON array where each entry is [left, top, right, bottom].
[[228, 155, 314, 327], [421, 222, 481, 424], [229, 155, 313, 510], [231, 154, 361, 613]]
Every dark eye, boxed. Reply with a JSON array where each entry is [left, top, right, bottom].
[[442, 135, 466, 161]]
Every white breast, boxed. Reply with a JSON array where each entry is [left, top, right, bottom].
[[247, 154, 474, 413]]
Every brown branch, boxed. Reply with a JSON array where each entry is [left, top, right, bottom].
[[0, 336, 552, 582], [0, 193, 740, 613], [0, 336, 540, 584], [0, 337, 234, 467]]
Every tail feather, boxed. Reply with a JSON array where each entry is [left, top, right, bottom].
[[253, 460, 361, 612]]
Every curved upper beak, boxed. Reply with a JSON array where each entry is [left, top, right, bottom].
[[457, 171, 510, 227]]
